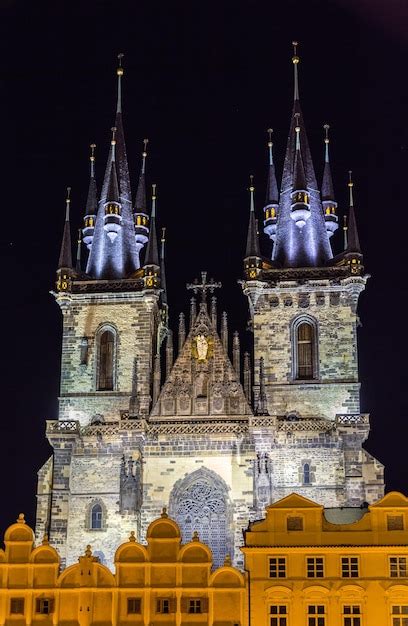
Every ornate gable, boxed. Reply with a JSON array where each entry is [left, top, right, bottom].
[[151, 302, 252, 418]]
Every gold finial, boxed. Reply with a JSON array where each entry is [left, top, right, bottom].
[[223, 554, 232, 567], [111, 127, 117, 146], [17, 513, 25, 524], [323, 123, 330, 144], [192, 530, 199, 542], [161, 506, 168, 518], [292, 40, 299, 63], [161, 227, 166, 243], [129, 530, 136, 542], [267, 128, 273, 148], [249, 174, 255, 192], [348, 170, 353, 188], [42, 533, 49, 545], [90, 143, 96, 162], [85, 545, 92, 558], [143, 138, 149, 158], [117, 52, 124, 76]]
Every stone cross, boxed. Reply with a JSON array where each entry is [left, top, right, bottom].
[[186, 271, 222, 302]]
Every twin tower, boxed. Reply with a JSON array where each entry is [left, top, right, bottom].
[[39, 46, 384, 571]]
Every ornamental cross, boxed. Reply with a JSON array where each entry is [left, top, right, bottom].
[[186, 271, 222, 302]]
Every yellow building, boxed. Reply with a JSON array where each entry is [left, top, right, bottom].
[[0, 509, 245, 625], [242, 492, 408, 626]]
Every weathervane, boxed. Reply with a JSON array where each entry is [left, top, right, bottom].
[[186, 271, 222, 302]]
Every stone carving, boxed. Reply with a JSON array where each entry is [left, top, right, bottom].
[[120, 456, 142, 514], [196, 335, 209, 361], [254, 452, 272, 511]]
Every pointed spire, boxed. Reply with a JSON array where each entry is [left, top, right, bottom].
[[211, 296, 217, 328], [75, 229, 82, 273], [221, 312, 228, 353], [245, 175, 261, 261], [233, 331, 240, 379], [165, 330, 173, 379], [346, 171, 361, 254], [255, 357, 269, 416], [135, 139, 148, 212], [106, 129, 119, 204], [321, 124, 338, 238], [263, 129, 280, 243], [292, 41, 300, 101], [343, 214, 348, 250], [243, 352, 251, 405], [160, 227, 167, 305], [178, 312, 186, 353], [293, 115, 307, 192], [144, 184, 160, 268], [83, 144, 98, 250], [116, 53, 124, 114], [58, 187, 73, 270]]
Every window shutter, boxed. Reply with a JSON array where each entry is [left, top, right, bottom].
[[202, 598, 209, 613], [49, 599, 55, 614], [170, 598, 177, 613], [35, 599, 41, 613], [156, 599, 161, 613], [180, 598, 188, 613]]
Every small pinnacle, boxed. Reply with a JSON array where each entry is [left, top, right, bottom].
[[90, 143, 96, 161], [249, 174, 255, 192], [348, 170, 353, 187], [267, 128, 273, 147], [117, 52, 124, 75], [143, 138, 149, 157], [129, 530, 136, 542], [161, 227, 166, 243], [323, 124, 330, 143], [17, 513, 25, 524], [161, 506, 168, 518], [85, 545, 92, 558], [42, 533, 49, 545], [292, 40, 299, 63]]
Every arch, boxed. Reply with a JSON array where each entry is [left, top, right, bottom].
[[115, 542, 148, 564], [210, 567, 245, 588], [4, 520, 34, 544], [179, 542, 212, 564], [57, 561, 115, 588], [30, 545, 59, 564], [95, 324, 118, 391], [169, 467, 232, 568], [291, 315, 319, 381], [86, 499, 107, 531], [147, 516, 181, 540]]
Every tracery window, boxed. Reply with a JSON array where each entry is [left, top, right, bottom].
[[170, 469, 230, 568], [97, 329, 115, 390]]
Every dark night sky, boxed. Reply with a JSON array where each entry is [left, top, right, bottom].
[[1, 0, 408, 535]]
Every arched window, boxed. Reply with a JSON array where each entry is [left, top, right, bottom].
[[303, 463, 311, 485], [97, 329, 115, 390], [292, 317, 318, 381], [90, 503, 103, 529]]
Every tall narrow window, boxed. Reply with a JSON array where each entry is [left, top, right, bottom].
[[98, 330, 114, 390], [297, 322, 314, 379], [90, 503, 103, 530], [303, 463, 311, 485]]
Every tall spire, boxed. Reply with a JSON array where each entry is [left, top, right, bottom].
[[346, 171, 361, 254], [75, 228, 82, 273], [321, 124, 338, 238], [134, 138, 150, 263], [83, 143, 98, 250], [292, 40, 300, 101], [267, 42, 333, 268], [290, 115, 310, 229], [86, 56, 140, 278], [263, 129, 279, 242], [58, 187, 73, 270], [244, 176, 262, 280], [160, 227, 167, 305], [143, 184, 160, 289], [103, 128, 122, 243]]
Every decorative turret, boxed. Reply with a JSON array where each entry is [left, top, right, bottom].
[[263, 129, 279, 241], [134, 138, 150, 257], [321, 124, 338, 237], [103, 127, 122, 242], [143, 184, 160, 289], [343, 171, 363, 274], [290, 113, 310, 229], [82, 143, 97, 250], [56, 187, 73, 292], [244, 176, 262, 279]]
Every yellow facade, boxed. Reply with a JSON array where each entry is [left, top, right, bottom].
[[242, 492, 408, 626], [0, 510, 245, 626]]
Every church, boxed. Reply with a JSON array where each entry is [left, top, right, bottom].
[[36, 45, 384, 571]]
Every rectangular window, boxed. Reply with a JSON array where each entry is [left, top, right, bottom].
[[308, 605, 326, 626], [307, 557, 324, 578], [269, 557, 286, 578], [188, 599, 202, 614], [341, 556, 359, 578], [35, 598, 54, 615], [270, 604, 287, 626], [390, 556, 407, 578], [157, 598, 170, 614], [127, 598, 141, 614], [287, 516, 303, 531], [388, 515, 404, 530], [392, 605, 408, 626], [343, 605, 361, 626], [10, 598, 24, 614]]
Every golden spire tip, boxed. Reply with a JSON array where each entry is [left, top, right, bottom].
[[143, 138, 149, 157], [292, 40, 299, 63], [117, 52, 124, 76], [348, 170, 353, 187], [249, 174, 254, 191], [111, 126, 117, 145]]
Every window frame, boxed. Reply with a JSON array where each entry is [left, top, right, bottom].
[[306, 556, 324, 578], [291, 315, 319, 382], [127, 597, 142, 614], [391, 604, 408, 625], [86, 499, 107, 532], [188, 599, 202, 614], [95, 324, 118, 392], [341, 556, 359, 578], [10, 598, 25, 615], [307, 604, 326, 626], [157, 598, 171, 614], [35, 598, 54, 615], [269, 556, 287, 578], [270, 604, 288, 626], [342, 604, 361, 626], [389, 555, 408, 578]]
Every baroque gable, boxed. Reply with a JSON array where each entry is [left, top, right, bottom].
[[151, 302, 252, 418]]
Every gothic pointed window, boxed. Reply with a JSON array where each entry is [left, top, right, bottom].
[[97, 329, 115, 390], [90, 503, 103, 529], [292, 317, 318, 381], [169, 468, 231, 568], [303, 463, 311, 485]]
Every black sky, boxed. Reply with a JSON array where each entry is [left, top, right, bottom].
[[1, 0, 408, 534]]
